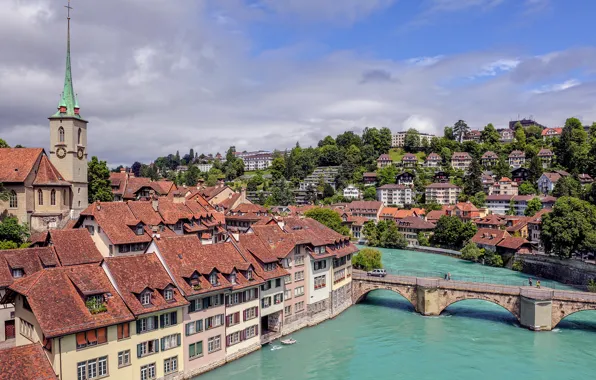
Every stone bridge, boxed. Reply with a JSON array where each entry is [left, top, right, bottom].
[[352, 271, 596, 331]]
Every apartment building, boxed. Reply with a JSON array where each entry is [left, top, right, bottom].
[[104, 254, 188, 380], [401, 153, 418, 168], [508, 150, 526, 169], [242, 153, 273, 171], [481, 151, 499, 168], [377, 154, 393, 168], [486, 194, 514, 215], [424, 153, 442, 168], [425, 183, 462, 205], [488, 177, 519, 196], [537, 148, 554, 169], [343, 185, 360, 199], [396, 216, 435, 246], [346, 201, 383, 222], [451, 152, 472, 172], [392, 131, 435, 148], [376, 184, 413, 207]]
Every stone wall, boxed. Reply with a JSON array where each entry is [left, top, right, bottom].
[[516, 254, 596, 287]]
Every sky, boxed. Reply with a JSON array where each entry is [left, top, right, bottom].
[[1, 0, 595, 166]]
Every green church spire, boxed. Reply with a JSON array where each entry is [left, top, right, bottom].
[[52, 0, 81, 119]]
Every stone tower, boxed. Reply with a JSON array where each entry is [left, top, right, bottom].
[[49, 3, 88, 214]]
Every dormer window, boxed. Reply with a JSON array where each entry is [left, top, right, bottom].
[[85, 294, 107, 314], [136, 225, 144, 236], [164, 289, 173, 301], [12, 268, 24, 278], [229, 273, 237, 285], [209, 273, 219, 286], [246, 269, 253, 280], [140, 291, 151, 306]]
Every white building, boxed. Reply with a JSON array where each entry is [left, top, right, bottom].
[[392, 131, 435, 148], [486, 194, 514, 215], [376, 184, 413, 207], [343, 185, 360, 199], [241, 153, 274, 171], [425, 183, 461, 205], [197, 163, 213, 172]]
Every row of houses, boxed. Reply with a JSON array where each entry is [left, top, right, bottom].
[[0, 212, 357, 379]]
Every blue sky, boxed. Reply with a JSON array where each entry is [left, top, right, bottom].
[[1, 0, 595, 165]]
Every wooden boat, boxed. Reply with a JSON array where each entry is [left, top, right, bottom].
[[281, 338, 296, 345]]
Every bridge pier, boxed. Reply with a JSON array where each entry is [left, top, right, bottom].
[[415, 286, 440, 316], [520, 296, 552, 331]]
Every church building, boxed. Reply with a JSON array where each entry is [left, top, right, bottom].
[[0, 11, 88, 232]]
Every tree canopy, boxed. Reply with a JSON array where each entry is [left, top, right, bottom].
[[304, 208, 350, 236], [352, 248, 383, 271], [88, 156, 114, 203]]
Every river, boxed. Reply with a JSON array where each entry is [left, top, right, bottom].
[[197, 248, 596, 380]]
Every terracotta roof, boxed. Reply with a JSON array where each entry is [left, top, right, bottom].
[[527, 208, 552, 225], [402, 153, 418, 161], [0, 344, 56, 380], [236, 235, 289, 280], [79, 202, 151, 245], [347, 201, 383, 212], [482, 151, 499, 159], [344, 215, 369, 226], [455, 202, 479, 212], [508, 150, 525, 158], [32, 154, 70, 186], [426, 183, 461, 189], [156, 198, 194, 225], [109, 171, 127, 195], [104, 253, 188, 316], [537, 148, 553, 157], [471, 228, 510, 247], [377, 154, 392, 161], [425, 209, 446, 222], [49, 229, 104, 266], [395, 209, 418, 219], [153, 180, 176, 194], [0, 148, 43, 183], [541, 127, 562, 136], [122, 176, 154, 199], [199, 185, 230, 200], [217, 193, 241, 210], [7, 264, 134, 338], [380, 207, 398, 218], [451, 152, 471, 160], [426, 153, 441, 161], [396, 216, 435, 230], [0, 247, 59, 288], [363, 172, 377, 178], [127, 200, 164, 225], [282, 218, 357, 259], [497, 237, 530, 250], [486, 194, 515, 201], [232, 203, 267, 214], [474, 214, 507, 227], [506, 217, 530, 233]]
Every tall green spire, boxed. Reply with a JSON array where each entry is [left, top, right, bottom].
[[52, 1, 81, 119]]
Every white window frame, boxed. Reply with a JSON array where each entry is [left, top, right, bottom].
[[140, 291, 151, 306], [164, 356, 178, 375], [164, 289, 173, 301], [208, 335, 221, 353], [294, 286, 304, 297], [140, 363, 156, 380], [118, 350, 130, 368]]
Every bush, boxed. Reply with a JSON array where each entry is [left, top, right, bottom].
[[460, 242, 482, 262], [484, 251, 504, 267], [588, 279, 596, 293], [352, 248, 383, 271], [512, 260, 523, 272]]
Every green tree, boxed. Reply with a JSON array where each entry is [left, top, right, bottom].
[[404, 129, 420, 153], [471, 191, 486, 208], [463, 158, 483, 196], [0, 139, 9, 148], [484, 251, 504, 267], [185, 166, 200, 186], [0, 217, 29, 246], [417, 232, 430, 247], [518, 182, 537, 195], [461, 242, 483, 262], [335, 131, 362, 149], [556, 117, 589, 173], [431, 216, 476, 249], [318, 135, 336, 147], [380, 221, 408, 249], [481, 123, 500, 145], [362, 221, 379, 246], [541, 197, 596, 259], [514, 127, 526, 150], [377, 165, 398, 186], [323, 183, 335, 199], [363, 187, 377, 201], [270, 156, 286, 181], [352, 248, 383, 271], [507, 199, 516, 215], [552, 175, 582, 198], [246, 172, 264, 192], [524, 197, 542, 216], [453, 120, 470, 143], [305, 208, 350, 235], [493, 156, 511, 179], [271, 178, 294, 206], [528, 155, 543, 184], [88, 156, 114, 203], [444, 126, 456, 141], [318, 144, 343, 166]]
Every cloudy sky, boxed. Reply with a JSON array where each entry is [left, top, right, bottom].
[[1, 0, 595, 166]]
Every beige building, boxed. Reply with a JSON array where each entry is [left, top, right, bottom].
[[425, 183, 462, 205]]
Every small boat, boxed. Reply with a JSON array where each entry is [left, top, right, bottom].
[[281, 338, 296, 345]]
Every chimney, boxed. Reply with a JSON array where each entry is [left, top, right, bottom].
[[151, 197, 159, 212], [120, 167, 126, 174], [231, 232, 239, 241], [96, 201, 101, 211]]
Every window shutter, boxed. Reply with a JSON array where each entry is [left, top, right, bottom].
[[235, 312, 239, 324], [117, 324, 123, 340], [137, 344, 142, 358], [161, 337, 165, 351], [255, 324, 259, 336], [189, 343, 195, 358], [136, 321, 141, 334], [177, 333, 181, 346], [241, 329, 246, 341], [203, 298, 209, 309], [189, 300, 196, 313], [154, 339, 160, 353], [196, 320, 202, 332], [160, 314, 165, 328], [226, 315, 230, 327], [220, 294, 224, 304], [225, 295, 229, 306], [153, 316, 159, 329], [124, 322, 129, 338], [172, 311, 177, 325], [226, 334, 231, 346], [243, 310, 247, 321], [185, 323, 191, 336]]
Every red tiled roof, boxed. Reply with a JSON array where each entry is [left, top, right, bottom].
[[232, 203, 267, 214], [537, 148, 553, 157], [474, 214, 507, 226], [396, 216, 435, 230], [541, 127, 562, 136], [348, 201, 383, 212], [486, 194, 515, 201], [425, 209, 446, 222], [362, 172, 377, 178], [127, 200, 164, 225], [156, 198, 194, 225], [80, 202, 151, 245], [377, 154, 392, 161], [527, 208, 552, 225], [0, 247, 59, 288], [451, 152, 471, 160], [471, 228, 510, 246], [282, 217, 357, 258], [482, 151, 499, 159], [426, 153, 441, 161], [497, 237, 530, 250], [104, 253, 188, 316], [402, 153, 417, 161], [0, 148, 43, 183], [508, 150, 525, 158], [49, 229, 103, 266], [0, 344, 56, 380], [32, 154, 70, 186], [8, 264, 134, 338], [217, 193, 241, 210], [236, 235, 289, 280], [455, 202, 479, 212], [199, 185, 230, 200], [109, 171, 127, 195]]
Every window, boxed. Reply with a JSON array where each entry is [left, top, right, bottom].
[[59, 127, 65, 142], [37, 189, 43, 205], [210, 273, 219, 286], [136, 225, 144, 235], [274, 293, 283, 304], [76, 328, 107, 349], [294, 286, 304, 297], [229, 292, 240, 305], [118, 350, 130, 368], [284, 305, 292, 315], [9, 191, 17, 208], [76, 357, 107, 380], [295, 255, 304, 266], [208, 335, 221, 353], [20, 319, 33, 339], [12, 268, 24, 278], [246, 269, 253, 280], [245, 324, 258, 339], [226, 312, 240, 327], [164, 289, 173, 301], [261, 297, 271, 308], [284, 275, 292, 284], [227, 331, 242, 346], [137, 316, 158, 333], [243, 306, 257, 321], [161, 334, 180, 351], [140, 291, 151, 306], [295, 301, 305, 312], [314, 260, 327, 271], [315, 275, 326, 289], [186, 320, 203, 336], [50, 189, 56, 206], [137, 340, 159, 357], [205, 314, 224, 330], [140, 363, 156, 380], [284, 289, 291, 300], [261, 281, 271, 291], [164, 356, 178, 375], [229, 273, 236, 284], [86, 225, 95, 235], [275, 278, 281, 288], [189, 341, 203, 359], [78, 128, 82, 145], [294, 271, 304, 281], [160, 311, 177, 328]]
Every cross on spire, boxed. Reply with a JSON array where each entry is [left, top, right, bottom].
[[65, 0, 73, 19]]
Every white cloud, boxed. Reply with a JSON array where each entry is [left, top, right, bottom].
[[532, 79, 581, 94], [401, 115, 436, 134], [476, 59, 520, 77], [407, 55, 445, 67]]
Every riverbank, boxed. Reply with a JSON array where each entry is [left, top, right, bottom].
[[515, 254, 596, 289]]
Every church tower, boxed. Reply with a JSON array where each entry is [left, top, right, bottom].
[[49, 1, 88, 213]]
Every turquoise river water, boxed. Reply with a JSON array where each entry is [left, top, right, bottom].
[[198, 248, 596, 380]]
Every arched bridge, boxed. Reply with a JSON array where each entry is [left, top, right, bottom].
[[352, 271, 596, 331]]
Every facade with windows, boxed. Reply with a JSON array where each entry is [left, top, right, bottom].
[[224, 286, 261, 359]]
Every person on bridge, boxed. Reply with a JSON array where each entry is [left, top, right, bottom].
[[536, 280, 541, 288], [447, 273, 452, 281], [529, 278, 533, 286]]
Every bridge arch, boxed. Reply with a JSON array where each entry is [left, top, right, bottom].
[[438, 292, 521, 321], [552, 304, 596, 329], [352, 281, 417, 308]]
